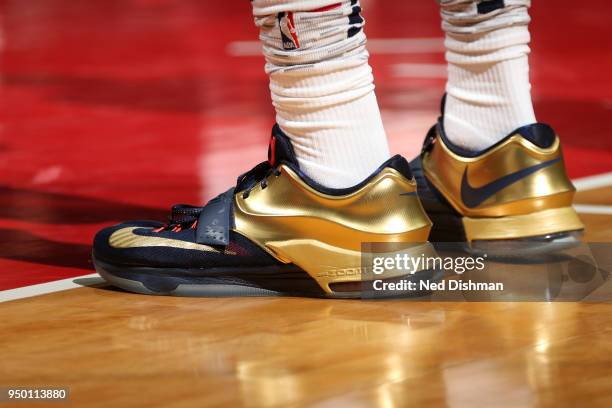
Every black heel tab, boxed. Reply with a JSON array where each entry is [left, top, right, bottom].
[[386, 155, 414, 180], [515, 123, 556, 148], [436, 116, 558, 158]]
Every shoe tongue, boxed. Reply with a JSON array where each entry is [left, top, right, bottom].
[[268, 124, 299, 168]]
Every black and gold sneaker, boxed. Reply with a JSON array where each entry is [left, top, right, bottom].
[[411, 98, 584, 256], [93, 125, 434, 298]]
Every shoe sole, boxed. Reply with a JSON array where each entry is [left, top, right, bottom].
[[462, 206, 584, 257], [462, 206, 583, 241], [467, 230, 583, 258], [425, 205, 583, 257], [93, 254, 442, 299]]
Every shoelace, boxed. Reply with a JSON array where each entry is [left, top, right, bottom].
[[237, 163, 281, 199], [153, 161, 282, 233], [152, 204, 202, 233]]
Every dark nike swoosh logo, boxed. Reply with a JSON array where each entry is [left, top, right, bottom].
[[461, 157, 561, 208], [400, 192, 417, 197]]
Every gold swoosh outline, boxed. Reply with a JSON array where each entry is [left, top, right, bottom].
[[109, 227, 234, 254]]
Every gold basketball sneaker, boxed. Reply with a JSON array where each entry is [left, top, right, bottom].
[[93, 125, 434, 298], [411, 100, 584, 256]]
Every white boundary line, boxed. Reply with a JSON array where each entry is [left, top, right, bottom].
[[571, 172, 612, 214], [0, 273, 103, 303], [226, 37, 445, 57], [574, 204, 612, 215], [572, 172, 612, 192]]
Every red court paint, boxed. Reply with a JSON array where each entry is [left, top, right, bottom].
[[0, 0, 610, 291]]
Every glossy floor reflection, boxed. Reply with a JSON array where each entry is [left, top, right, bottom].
[[4, 288, 612, 406]]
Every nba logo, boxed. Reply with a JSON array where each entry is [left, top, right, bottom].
[[277, 12, 300, 50]]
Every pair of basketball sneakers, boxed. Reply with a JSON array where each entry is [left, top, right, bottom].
[[92, 100, 584, 298]]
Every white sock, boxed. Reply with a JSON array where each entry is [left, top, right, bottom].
[[251, 0, 390, 188], [439, 0, 536, 151]]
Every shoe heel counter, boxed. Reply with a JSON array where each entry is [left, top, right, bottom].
[[425, 134, 577, 217], [491, 138, 577, 215], [536, 142, 577, 204], [357, 167, 432, 240]]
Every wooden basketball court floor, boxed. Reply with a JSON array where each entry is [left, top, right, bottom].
[[1, 0, 611, 406]]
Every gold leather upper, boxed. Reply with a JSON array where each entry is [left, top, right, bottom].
[[233, 165, 432, 259], [423, 128, 577, 218]]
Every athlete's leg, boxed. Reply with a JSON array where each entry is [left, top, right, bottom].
[[409, 0, 583, 253], [91, 1, 433, 298], [251, 0, 390, 188], [439, 0, 535, 151]]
